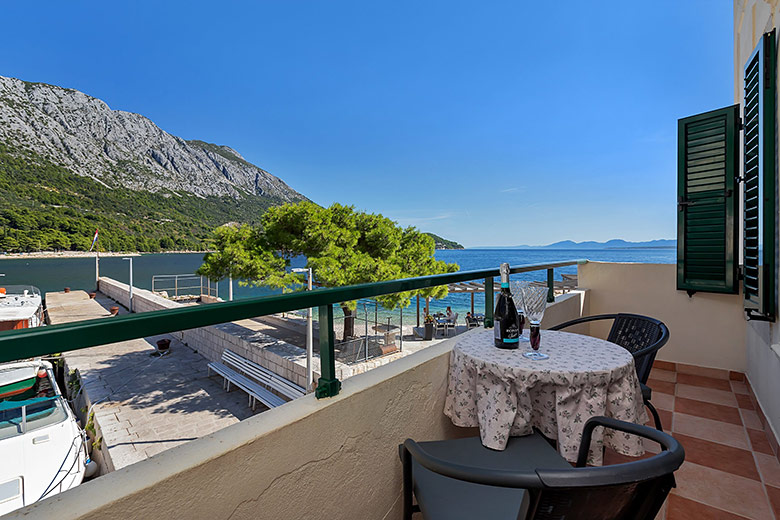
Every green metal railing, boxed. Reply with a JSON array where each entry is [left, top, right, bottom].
[[0, 259, 587, 398]]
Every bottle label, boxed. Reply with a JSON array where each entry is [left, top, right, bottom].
[[501, 282, 509, 288], [504, 322, 519, 341]]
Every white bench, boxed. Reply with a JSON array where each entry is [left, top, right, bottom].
[[208, 362, 285, 410], [208, 349, 306, 410]]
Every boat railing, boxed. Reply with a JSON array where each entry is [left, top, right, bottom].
[[0, 260, 587, 398], [0, 285, 41, 299], [0, 396, 60, 436]]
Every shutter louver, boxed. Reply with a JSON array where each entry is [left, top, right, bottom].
[[743, 30, 776, 320], [677, 105, 740, 294]]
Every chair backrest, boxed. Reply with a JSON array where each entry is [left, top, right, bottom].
[[606, 314, 669, 383]]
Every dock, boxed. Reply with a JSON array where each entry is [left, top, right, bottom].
[[46, 290, 258, 472]]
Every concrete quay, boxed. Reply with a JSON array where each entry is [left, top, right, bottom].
[[46, 290, 258, 472]]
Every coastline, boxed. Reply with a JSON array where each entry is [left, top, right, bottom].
[[0, 250, 208, 260]]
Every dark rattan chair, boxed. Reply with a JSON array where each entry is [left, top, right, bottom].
[[400, 416, 684, 520], [549, 313, 670, 430]]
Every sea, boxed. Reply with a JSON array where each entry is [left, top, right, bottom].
[[0, 248, 675, 325]]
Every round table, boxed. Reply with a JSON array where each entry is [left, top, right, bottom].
[[443, 328, 648, 465]]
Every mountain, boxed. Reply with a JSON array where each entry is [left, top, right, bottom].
[[425, 233, 464, 250], [474, 239, 676, 250], [0, 76, 306, 252]]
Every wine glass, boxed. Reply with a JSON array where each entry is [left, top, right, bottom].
[[509, 280, 529, 342], [519, 284, 548, 360]]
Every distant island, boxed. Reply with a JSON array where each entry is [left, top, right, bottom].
[[425, 233, 464, 250], [474, 239, 676, 250]]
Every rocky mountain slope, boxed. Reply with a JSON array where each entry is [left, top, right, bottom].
[[0, 76, 303, 201], [0, 76, 308, 252]]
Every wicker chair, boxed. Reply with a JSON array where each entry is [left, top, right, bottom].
[[549, 313, 670, 430], [400, 416, 684, 520]]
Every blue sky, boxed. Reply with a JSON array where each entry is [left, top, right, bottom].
[[1, 1, 732, 247]]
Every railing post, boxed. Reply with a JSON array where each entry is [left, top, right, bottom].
[[547, 268, 555, 303], [316, 304, 341, 398], [484, 276, 494, 328]]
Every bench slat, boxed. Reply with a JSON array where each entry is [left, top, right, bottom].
[[222, 349, 305, 399], [208, 362, 286, 408]]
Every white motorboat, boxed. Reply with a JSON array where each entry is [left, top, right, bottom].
[[0, 286, 44, 331], [0, 360, 89, 515]]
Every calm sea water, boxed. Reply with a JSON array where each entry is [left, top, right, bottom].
[[0, 248, 674, 322]]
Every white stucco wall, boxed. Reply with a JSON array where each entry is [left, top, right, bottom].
[[7, 333, 471, 520], [735, 0, 780, 441], [579, 262, 747, 371]]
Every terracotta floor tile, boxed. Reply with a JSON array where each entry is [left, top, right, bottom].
[[731, 381, 749, 395], [672, 413, 749, 450], [754, 452, 780, 487], [765, 485, 780, 518], [651, 368, 677, 383], [768, 429, 780, 457], [676, 363, 730, 380], [673, 462, 772, 519], [676, 384, 738, 407], [676, 373, 733, 391], [655, 500, 667, 520], [666, 494, 751, 520], [653, 392, 675, 411], [647, 378, 676, 396], [673, 433, 759, 481], [736, 394, 755, 410], [747, 428, 774, 456], [655, 360, 677, 372], [646, 407, 674, 431], [729, 371, 745, 382], [741, 409, 764, 431], [675, 397, 743, 426]]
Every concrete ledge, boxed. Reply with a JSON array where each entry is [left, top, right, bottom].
[[8, 329, 473, 520]]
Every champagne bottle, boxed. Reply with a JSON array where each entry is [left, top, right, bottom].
[[494, 263, 520, 348]]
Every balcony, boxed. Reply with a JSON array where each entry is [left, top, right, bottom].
[[1, 260, 779, 519]]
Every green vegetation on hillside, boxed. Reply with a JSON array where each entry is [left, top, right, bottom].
[[425, 232, 464, 250], [0, 143, 284, 252]]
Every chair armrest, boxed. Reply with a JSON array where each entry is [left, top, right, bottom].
[[575, 416, 683, 468], [640, 382, 651, 401]]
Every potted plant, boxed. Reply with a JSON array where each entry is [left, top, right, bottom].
[[156, 338, 171, 354], [424, 313, 434, 340]]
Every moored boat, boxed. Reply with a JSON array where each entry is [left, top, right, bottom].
[[0, 360, 89, 515], [0, 286, 44, 331]]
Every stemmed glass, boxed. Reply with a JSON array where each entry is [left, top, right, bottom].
[[509, 280, 529, 343], [518, 284, 549, 360]]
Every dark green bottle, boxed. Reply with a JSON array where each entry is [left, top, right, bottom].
[[494, 263, 520, 348]]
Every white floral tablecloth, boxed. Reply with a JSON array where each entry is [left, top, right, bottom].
[[443, 328, 648, 465]]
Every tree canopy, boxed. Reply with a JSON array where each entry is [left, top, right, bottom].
[[197, 202, 459, 338]]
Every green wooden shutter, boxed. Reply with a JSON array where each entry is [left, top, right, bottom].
[[677, 105, 740, 294], [743, 30, 776, 320]]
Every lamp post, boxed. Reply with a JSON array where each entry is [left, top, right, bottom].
[[122, 257, 133, 313], [292, 267, 313, 392]]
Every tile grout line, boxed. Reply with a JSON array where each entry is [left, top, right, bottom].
[[667, 367, 779, 520]]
